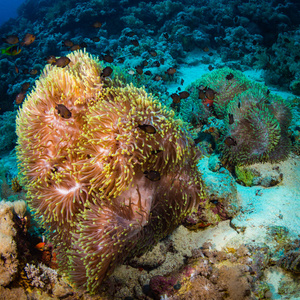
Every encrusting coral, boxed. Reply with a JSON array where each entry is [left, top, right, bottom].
[[16, 50, 205, 292]]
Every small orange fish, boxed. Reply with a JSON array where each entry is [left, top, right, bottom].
[[138, 124, 156, 134], [226, 73, 234, 80], [144, 170, 160, 181], [179, 91, 190, 99], [21, 82, 30, 93], [45, 55, 57, 64], [154, 75, 162, 81], [29, 69, 38, 75], [101, 66, 113, 77], [149, 50, 157, 57], [103, 54, 113, 63], [165, 67, 176, 75], [14, 64, 19, 74], [2, 35, 19, 44], [70, 44, 81, 51], [16, 92, 26, 104], [203, 98, 214, 107], [171, 93, 181, 104], [205, 87, 216, 100], [21, 33, 35, 46], [54, 56, 71, 68], [125, 31, 135, 37], [93, 21, 102, 28], [92, 37, 100, 42], [203, 47, 210, 52], [63, 39, 73, 47], [35, 242, 45, 251], [208, 65, 214, 71], [131, 39, 139, 47], [163, 32, 169, 40], [55, 104, 72, 119], [135, 66, 143, 75]]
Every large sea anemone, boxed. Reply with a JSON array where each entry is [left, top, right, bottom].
[[16, 50, 205, 292]]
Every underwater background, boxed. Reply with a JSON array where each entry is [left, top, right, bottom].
[[0, 0, 300, 299]]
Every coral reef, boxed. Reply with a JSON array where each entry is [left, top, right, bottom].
[[16, 50, 205, 292], [0, 201, 20, 286]]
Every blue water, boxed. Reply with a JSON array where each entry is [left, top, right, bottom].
[[0, 0, 25, 25]]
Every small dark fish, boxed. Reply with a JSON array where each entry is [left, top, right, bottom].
[[21, 33, 35, 46], [63, 40, 73, 47], [125, 31, 135, 37], [149, 50, 157, 57], [118, 57, 125, 63], [153, 60, 160, 67], [144, 170, 160, 181], [198, 89, 206, 100], [238, 101, 241, 108], [93, 21, 102, 28], [177, 87, 181, 91], [208, 65, 214, 71], [135, 66, 143, 75], [137, 124, 156, 134], [142, 60, 148, 67], [180, 79, 184, 85], [151, 149, 162, 154], [266, 89, 270, 96], [163, 32, 169, 40], [179, 91, 190, 99], [101, 66, 113, 77], [144, 70, 152, 76], [171, 93, 181, 104], [103, 54, 113, 63], [92, 37, 100, 42], [29, 69, 38, 75], [160, 58, 165, 65], [224, 137, 237, 147], [131, 39, 139, 47], [3, 35, 19, 44], [226, 73, 234, 80], [16, 92, 26, 104], [54, 56, 71, 68], [205, 87, 215, 100], [70, 44, 81, 51], [165, 67, 176, 75], [208, 52, 213, 56], [21, 82, 30, 93], [228, 113, 234, 125], [14, 64, 19, 74], [46, 55, 57, 64], [80, 42, 87, 48], [55, 104, 72, 119]]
